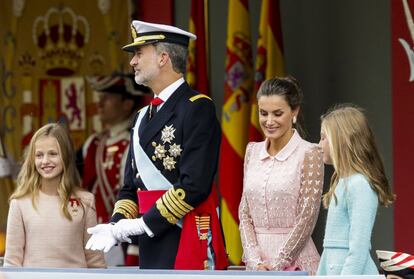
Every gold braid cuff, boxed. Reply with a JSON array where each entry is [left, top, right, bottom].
[[156, 188, 194, 224], [112, 199, 138, 219]]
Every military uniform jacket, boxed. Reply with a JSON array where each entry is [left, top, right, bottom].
[[111, 82, 221, 269]]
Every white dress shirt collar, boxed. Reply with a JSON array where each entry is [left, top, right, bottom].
[[155, 77, 185, 108]]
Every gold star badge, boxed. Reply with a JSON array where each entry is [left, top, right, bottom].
[[154, 143, 167, 159], [169, 143, 182, 158], [163, 155, 176, 171]]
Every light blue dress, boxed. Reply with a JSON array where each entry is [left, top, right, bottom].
[[317, 173, 379, 275]]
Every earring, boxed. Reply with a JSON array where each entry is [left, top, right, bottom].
[[293, 116, 297, 124]]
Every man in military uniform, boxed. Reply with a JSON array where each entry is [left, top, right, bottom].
[[80, 73, 149, 266], [86, 20, 228, 270]]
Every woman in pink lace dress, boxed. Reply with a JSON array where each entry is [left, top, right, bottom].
[[239, 77, 323, 275]]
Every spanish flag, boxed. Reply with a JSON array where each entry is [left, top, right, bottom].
[[249, 0, 285, 141], [218, 0, 253, 265], [186, 0, 209, 94]]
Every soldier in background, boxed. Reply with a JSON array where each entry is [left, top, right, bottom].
[[78, 73, 150, 266]]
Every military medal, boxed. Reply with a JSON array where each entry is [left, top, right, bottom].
[[153, 142, 167, 159], [152, 125, 180, 170], [163, 155, 176, 170], [169, 143, 182, 157], [161, 125, 176, 144]]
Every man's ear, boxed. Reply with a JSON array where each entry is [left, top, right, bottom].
[[159, 52, 169, 67]]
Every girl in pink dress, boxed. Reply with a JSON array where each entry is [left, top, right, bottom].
[[4, 123, 105, 268], [239, 77, 323, 274]]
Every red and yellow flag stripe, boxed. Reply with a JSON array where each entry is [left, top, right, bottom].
[[249, 0, 285, 142], [186, 0, 209, 95], [219, 0, 253, 265]]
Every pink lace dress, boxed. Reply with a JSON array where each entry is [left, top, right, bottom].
[[239, 131, 323, 275]]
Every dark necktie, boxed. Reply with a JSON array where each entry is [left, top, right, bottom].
[[149, 97, 164, 119]]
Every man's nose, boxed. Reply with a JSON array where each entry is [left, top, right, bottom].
[[130, 54, 138, 67]]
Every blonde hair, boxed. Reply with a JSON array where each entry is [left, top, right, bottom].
[[321, 104, 395, 208], [10, 123, 82, 220]]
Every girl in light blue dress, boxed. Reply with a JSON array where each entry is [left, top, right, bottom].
[[317, 105, 395, 276]]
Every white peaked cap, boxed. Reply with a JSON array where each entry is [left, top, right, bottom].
[[122, 20, 196, 52]]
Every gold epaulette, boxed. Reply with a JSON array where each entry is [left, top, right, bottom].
[[189, 94, 212, 102], [112, 199, 138, 219], [156, 188, 194, 224]]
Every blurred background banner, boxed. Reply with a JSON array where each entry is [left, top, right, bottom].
[[218, 0, 253, 265], [0, 0, 132, 256], [186, 0, 209, 95], [0, 0, 131, 157], [392, 0, 414, 255], [249, 0, 285, 142]]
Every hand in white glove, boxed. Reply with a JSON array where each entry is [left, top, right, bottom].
[[85, 223, 117, 253], [112, 217, 150, 243]]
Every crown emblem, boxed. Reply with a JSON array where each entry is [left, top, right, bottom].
[[18, 52, 36, 76], [33, 6, 90, 76]]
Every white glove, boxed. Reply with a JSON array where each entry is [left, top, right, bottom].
[[85, 223, 117, 253], [112, 217, 150, 242]]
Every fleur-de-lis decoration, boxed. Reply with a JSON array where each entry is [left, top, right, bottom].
[[161, 125, 176, 144], [163, 155, 176, 171], [169, 143, 182, 158]]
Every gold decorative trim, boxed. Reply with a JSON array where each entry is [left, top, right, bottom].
[[189, 94, 212, 102], [170, 188, 193, 211], [165, 189, 191, 214], [131, 25, 138, 39], [162, 193, 186, 218], [195, 215, 210, 230], [134, 34, 166, 43], [112, 199, 138, 219], [195, 215, 210, 241], [156, 199, 178, 224]]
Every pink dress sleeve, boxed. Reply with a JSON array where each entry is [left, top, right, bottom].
[[4, 199, 25, 267], [239, 143, 263, 269], [269, 147, 324, 270], [82, 195, 106, 268]]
